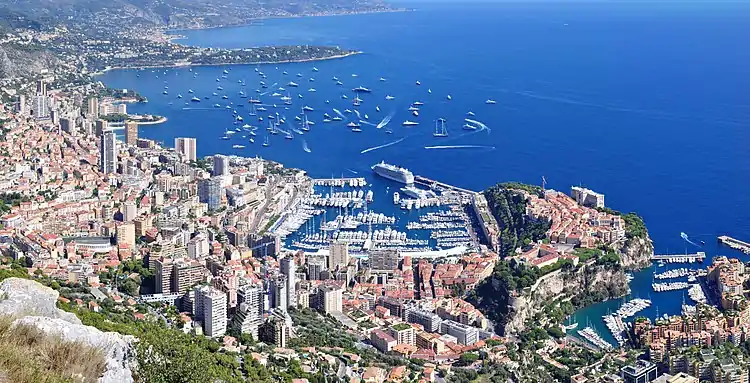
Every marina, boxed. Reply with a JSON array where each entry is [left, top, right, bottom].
[[652, 282, 690, 292]]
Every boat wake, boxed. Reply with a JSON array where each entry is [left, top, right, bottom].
[[680, 232, 700, 247], [353, 109, 362, 119], [360, 120, 377, 127], [346, 168, 359, 174], [424, 145, 496, 150], [464, 118, 490, 133], [361, 137, 407, 154], [332, 108, 347, 120], [376, 112, 395, 129]]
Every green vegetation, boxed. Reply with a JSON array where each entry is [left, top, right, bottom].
[[596, 207, 648, 239], [259, 215, 279, 235], [0, 261, 30, 282], [0, 192, 31, 214], [288, 308, 357, 350], [483, 183, 551, 257], [99, 114, 129, 123], [391, 323, 412, 331], [0, 315, 106, 383]]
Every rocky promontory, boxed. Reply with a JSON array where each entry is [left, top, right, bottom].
[[0, 278, 134, 382]]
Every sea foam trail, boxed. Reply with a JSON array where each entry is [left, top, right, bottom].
[[464, 118, 490, 133], [346, 168, 359, 174], [424, 145, 496, 150], [354, 110, 362, 119], [680, 232, 699, 247], [360, 120, 377, 127], [361, 137, 407, 154], [376, 112, 395, 129], [302, 140, 311, 153], [332, 108, 347, 119]]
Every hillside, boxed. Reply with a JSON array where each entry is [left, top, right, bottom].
[[0, 0, 397, 31]]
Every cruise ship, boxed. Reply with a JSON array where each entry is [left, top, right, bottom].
[[372, 162, 415, 185]]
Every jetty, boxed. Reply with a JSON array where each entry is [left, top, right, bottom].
[[718, 235, 750, 254], [414, 175, 476, 195], [312, 177, 367, 187], [651, 252, 706, 263]]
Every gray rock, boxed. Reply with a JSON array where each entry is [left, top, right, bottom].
[[0, 278, 135, 383], [12, 316, 135, 383], [0, 278, 81, 324]]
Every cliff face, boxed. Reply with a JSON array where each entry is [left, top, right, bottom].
[[0, 45, 60, 79], [503, 266, 629, 336], [617, 235, 654, 271], [0, 278, 135, 383]]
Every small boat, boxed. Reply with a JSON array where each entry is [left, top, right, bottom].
[[402, 121, 419, 126], [416, 80, 421, 85], [162, 90, 168, 95], [332, 116, 343, 121], [217, 86, 224, 90], [428, 89, 432, 94], [296, 73, 303, 77], [351, 74, 358, 77], [309, 78, 315, 82], [413, 101, 424, 106], [344, 109, 352, 114], [249, 138, 255, 143], [213, 103, 221, 108], [279, 87, 286, 91], [288, 82, 299, 87], [412, 110, 419, 117], [447, 95, 452, 100], [408, 106, 420, 112], [285, 132, 293, 140], [303, 106, 314, 112], [466, 111, 475, 116], [342, 94, 348, 99], [332, 76, 339, 81], [308, 88, 316, 92], [212, 92, 218, 96], [257, 106, 267, 111], [353, 86, 372, 93], [232, 145, 245, 149], [298, 94, 303, 98], [177, 94, 182, 99], [347, 121, 361, 128], [283, 71, 288, 75], [351, 127, 362, 132], [336, 81, 344, 86], [385, 95, 395, 100], [312, 67, 319, 72], [376, 106, 381, 112], [486, 99, 497, 104], [248, 98, 261, 104], [323, 118, 331, 123], [222, 95, 228, 99], [295, 116, 302, 121], [191, 97, 200, 102], [325, 100, 330, 104], [271, 92, 282, 97], [188, 89, 194, 93], [323, 113, 331, 118], [379, 77, 386, 82], [223, 69, 229, 74]]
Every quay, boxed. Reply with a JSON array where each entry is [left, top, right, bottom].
[[651, 252, 706, 263], [414, 175, 476, 195], [718, 235, 750, 254], [312, 177, 367, 187]]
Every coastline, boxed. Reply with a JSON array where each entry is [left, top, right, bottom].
[[92, 51, 362, 76], [135, 116, 167, 125], [165, 8, 411, 38]]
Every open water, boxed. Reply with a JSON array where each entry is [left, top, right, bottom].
[[98, 1, 750, 343]]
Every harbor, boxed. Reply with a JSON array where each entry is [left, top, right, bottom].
[[276, 164, 483, 255], [651, 252, 706, 263], [718, 235, 750, 254]]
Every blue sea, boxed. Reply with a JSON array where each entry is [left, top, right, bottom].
[[98, 1, 750, 342]]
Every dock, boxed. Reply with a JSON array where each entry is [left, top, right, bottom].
[[414, 175, 476, 195], [651, 252, 706, 263], [312, 177, 367, 187], [718, 235, 750, 254]]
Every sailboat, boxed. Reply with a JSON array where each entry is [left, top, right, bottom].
[[433, 118, 448, 137]]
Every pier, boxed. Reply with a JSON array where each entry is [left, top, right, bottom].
[[718, 235, 750, 254], [312, 177, 367, 187], [414, 175, 476, 195], [651, 252, 706, 263]]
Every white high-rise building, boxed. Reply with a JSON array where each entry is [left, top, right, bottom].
[[33, 95, 50, 119], [175, 137, 197, 162], [195, 286, 227, 338], [213, 154, 229, 176], [87, 97, 99, 120], [100, 131, 117, 174], [316, 284, 342, 314], [280, 256, 296, 309], [270, 275, 288, 310], [16, 95, 26, 115], [234, 285, 263, 340]]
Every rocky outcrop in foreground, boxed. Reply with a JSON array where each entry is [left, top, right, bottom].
[[0, 278, 134, 383]]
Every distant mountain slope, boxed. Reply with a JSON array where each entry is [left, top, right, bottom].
[[0, 0, 396, 30]]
